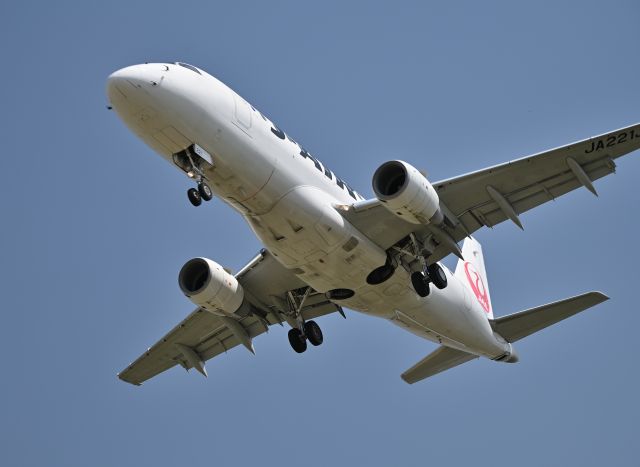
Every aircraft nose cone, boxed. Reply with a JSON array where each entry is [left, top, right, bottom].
[[106, 64, 163, 105]]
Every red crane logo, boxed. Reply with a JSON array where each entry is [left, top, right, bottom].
[[464, 262, 491, 314]]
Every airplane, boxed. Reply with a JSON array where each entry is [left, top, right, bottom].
[[107, 61, 638, 386]]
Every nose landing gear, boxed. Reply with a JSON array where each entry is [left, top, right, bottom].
[[173, 145, 214, 207], [187, 182, 213, 207]]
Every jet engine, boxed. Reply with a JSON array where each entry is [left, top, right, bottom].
[[372, 160, 443, 225], [178, 257, 245, 314]]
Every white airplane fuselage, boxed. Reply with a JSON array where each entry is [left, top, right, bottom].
[[107, 62, 512, 361]]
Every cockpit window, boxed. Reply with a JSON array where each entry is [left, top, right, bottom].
[[176, 62, 201, 75]]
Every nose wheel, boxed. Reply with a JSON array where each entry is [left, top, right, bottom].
[[187, 188, 202, 206], [198, 182, 213, 201], [187, 182, 213, 207]]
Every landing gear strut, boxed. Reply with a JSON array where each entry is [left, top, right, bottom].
[[284, 288, 324, 353]]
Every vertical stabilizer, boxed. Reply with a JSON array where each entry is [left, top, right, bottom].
[[455, 237, 493, 319]]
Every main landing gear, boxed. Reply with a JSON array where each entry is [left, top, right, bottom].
[[187, 181, 213, 207], [394, 233, 448, 298], [287, 320, 323, 353], [411, 263, 448, 297], [285, 287, 324, 354]]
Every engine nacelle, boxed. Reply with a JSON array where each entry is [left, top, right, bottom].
[[372, 160, 443, 225], [178, 257, 244, 314]]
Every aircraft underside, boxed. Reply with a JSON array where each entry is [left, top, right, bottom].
[[107, 62, 633, 385]]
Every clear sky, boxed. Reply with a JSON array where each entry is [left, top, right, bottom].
[[1, 1, 639, 466]]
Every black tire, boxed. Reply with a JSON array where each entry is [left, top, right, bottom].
[[427, 263, 448, 289], [198, 182, 213, 201], [304, 320, 323, 346], [288, 328, 307, 353], [187, 188, 202, 206], [411, 271, 430, 297]]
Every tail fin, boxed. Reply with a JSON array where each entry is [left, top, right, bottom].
[[455, 236, 493, 319]]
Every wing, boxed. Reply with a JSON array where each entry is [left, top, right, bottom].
[[118, 249, 340, 385], [341, 123, 640, 262]]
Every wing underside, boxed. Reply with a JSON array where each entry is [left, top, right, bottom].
[[118, 250, 340, 385], [340, 123, 640, 263]]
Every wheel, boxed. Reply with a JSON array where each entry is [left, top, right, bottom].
[[288, 328, 307, 353], [411, 271, 430, 297], [187, 188, 202, 206], [304, 320, 323, 346], [427, 263, 448, 289], [198, 182, 213, 201]]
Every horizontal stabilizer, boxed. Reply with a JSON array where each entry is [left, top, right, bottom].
[[401, 346, 478, 384], [491, 291, 609, 343]]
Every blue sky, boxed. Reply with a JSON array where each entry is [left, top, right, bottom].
[[2, 1, 639, 466]]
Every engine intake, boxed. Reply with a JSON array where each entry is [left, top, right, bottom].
[[372, 160, 443, 225], [179, 257, 245, 314]]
